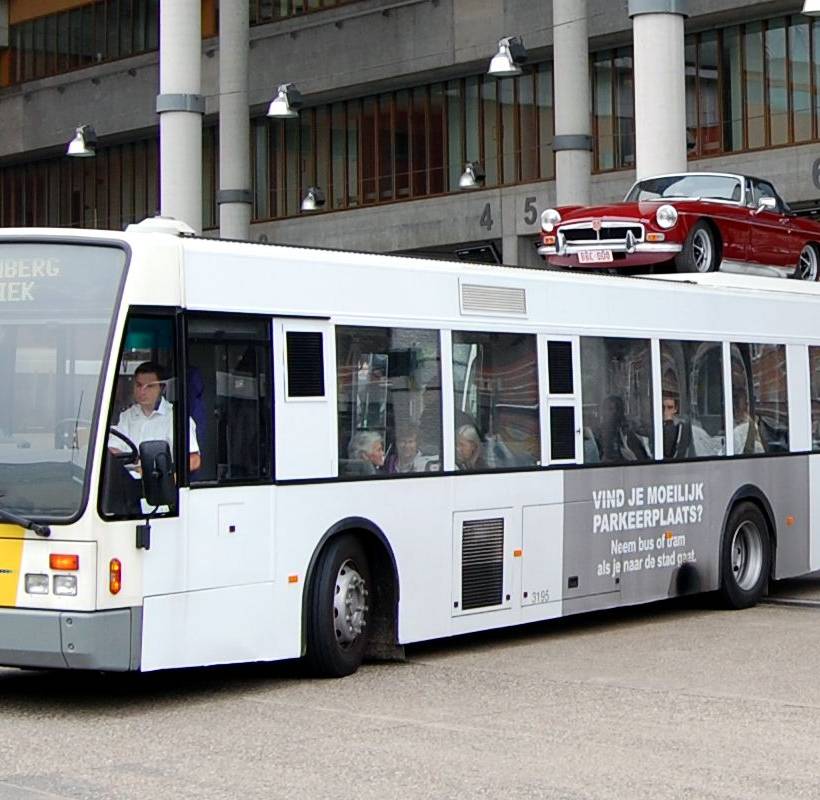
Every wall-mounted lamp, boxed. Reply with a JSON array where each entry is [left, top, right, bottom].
[[267, 83, 303, 118], [66, 125, 97, 158], [488, 36, 527, 77], [803, 0, 820, 14], [301, 186, 326, 212], [458, 162, 485, 190]]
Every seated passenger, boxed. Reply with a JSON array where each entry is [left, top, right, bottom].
[[733, 390, 764, 455], [384, 425, 430, 474], [661, 393, 692, 460], [455, 424, 486, 471], [596, 395, 651, 463], [347, 430, 385, 474]]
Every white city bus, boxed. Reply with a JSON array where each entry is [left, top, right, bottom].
[[2, 218, 819, 677]]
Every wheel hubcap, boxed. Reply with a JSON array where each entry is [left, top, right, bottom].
[[333, 559, 368, 647], [693, 230, 712, 272], [730, 521, 764, 591], [797, 246, 818, 281]]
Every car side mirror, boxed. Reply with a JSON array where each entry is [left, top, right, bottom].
[[139, 440, 177, 510], [755, 196, 777, 215]]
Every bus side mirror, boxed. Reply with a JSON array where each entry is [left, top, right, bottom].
[[139, 440, 177, 509]]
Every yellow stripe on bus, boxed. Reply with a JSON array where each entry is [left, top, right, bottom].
[[0, 536, 24, 607]]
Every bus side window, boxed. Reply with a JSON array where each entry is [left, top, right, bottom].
[[452, 331, 540, 470], [336, 326, 442, 477], [810, 346, 820, 451], [730, 343, 788, 455], [186, 315, 272, 483], [580, 337, 653, 465], [660, 340, 726, 459]]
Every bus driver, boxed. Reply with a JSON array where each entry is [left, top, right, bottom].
[[105, 361, 201, 512]]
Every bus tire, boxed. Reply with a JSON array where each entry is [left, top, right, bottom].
[[719, 502, 771, 609], [305, 534, 371, 677]]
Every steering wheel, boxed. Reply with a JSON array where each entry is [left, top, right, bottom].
[[108, 427, 139, 463]]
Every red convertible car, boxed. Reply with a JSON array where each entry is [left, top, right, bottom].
[[538, 172, 820, 280]]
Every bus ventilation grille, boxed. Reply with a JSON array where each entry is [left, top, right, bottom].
[[461, 517, 504, 610], [460, 283, 527, 316]]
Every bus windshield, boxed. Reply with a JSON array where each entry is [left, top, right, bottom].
[[0, 242, 126, 520]]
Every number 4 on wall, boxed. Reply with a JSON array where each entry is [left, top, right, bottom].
[[480, 203, 494, 231]]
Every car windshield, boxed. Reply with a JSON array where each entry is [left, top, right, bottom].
[[0, 242, 125, 520], [625, 175, 742, 203]]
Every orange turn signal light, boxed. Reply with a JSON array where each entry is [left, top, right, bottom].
[[786, 515, 795, 527], [645, 232, 666, 242], [513, 549, 523, 558], [50, 553, 79, 571], [109, 558, 122, 595], [288, 574, 299, 584], [542, 235, 556, 245]]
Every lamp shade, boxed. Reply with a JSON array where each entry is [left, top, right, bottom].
[[301, 186, 326, 212], [804, 0, 820, 14], [488, 36, 527, 77], [66, 125, 97, 157], [267, 83, 303, 118], [459, 162, 486, 189]]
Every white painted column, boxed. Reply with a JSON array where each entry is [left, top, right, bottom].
[[629, 0, 689, 180], [158, 0, 203, 233], [218, 1, 251, 240], [552, 0, 591, 206]]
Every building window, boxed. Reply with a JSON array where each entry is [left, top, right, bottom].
[[250, 69, 556, 221]]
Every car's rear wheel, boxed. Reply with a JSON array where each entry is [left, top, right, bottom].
[[794, 243, 819, 281], [675, 221, 718, 273]]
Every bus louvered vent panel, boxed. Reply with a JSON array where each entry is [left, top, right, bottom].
[[461, 284, 527, 315], [286, 331, 325, 397], [461, 518, 504, 610], [550, 406, 576, 460], [547, 341, 574, 394]]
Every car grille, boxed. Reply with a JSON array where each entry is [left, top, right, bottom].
[[560, 223, 644, 243]]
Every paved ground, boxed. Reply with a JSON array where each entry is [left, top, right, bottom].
[[1, 581, 820, 800]]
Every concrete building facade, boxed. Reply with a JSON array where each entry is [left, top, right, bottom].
[[0, 0, 818, 266]]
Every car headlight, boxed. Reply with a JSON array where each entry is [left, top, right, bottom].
[[655, 204, 678, 229], [540, 208, 562, 232]]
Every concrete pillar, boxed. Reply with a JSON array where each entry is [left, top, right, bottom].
[[629, 0, 689, 180], [157, 0, 203, 233], [552, 0, 592, 206], [218, 2, 251, 240]]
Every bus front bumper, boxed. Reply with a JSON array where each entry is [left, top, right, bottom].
[[0, 607, 141, 671]]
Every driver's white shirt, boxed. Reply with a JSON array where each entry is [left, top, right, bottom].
[[111, 397, 199, 456]]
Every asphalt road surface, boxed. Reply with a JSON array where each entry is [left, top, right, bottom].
[[2, 581, 820, 800]]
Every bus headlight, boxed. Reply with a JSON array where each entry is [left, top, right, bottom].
[[25, 573, 49, 594], [540, 208, 562, 232], [655, 204, 678, 229], [53, 575, 78, 596]]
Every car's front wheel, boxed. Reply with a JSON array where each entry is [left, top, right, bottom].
[[675, 221, 718, 273], [794, 243, 820, 281]]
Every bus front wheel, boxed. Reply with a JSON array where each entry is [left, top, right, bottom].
[[306, 534, 371, 677], [719, 502, 771, 609]]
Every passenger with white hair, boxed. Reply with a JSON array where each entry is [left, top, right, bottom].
[[455, 423, 485, 471], [348, 430, 385, 473]]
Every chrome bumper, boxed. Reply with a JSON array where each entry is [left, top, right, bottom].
[[538, 240, 683, 257], [0, 607, 141, 671]]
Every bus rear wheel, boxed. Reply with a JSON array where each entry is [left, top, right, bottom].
[[306, 534, 370, 677], [719, 502, 771, 609]]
